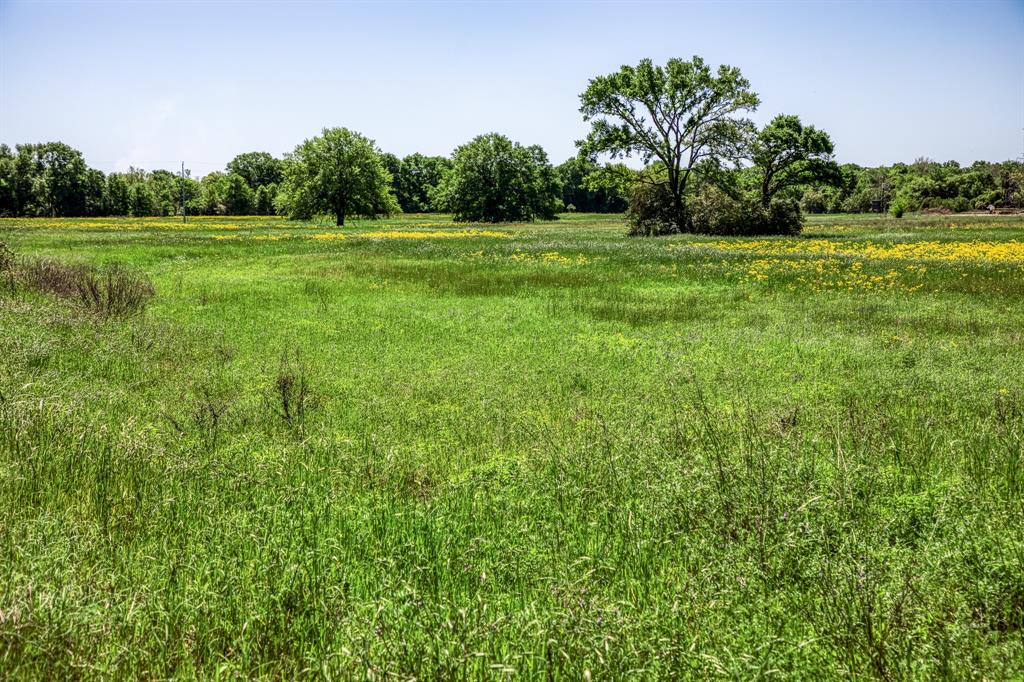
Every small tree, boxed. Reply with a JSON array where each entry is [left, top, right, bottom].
[[432, 133, 561, 222], [281, 128, 399, 226], [578, 57, 759, 232], [751, 115, 841, 207]]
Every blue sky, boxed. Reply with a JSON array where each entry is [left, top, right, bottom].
[[1, 0, 1022, 175]]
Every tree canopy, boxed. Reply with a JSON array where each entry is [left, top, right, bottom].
[[279, 128, 399, 226], [226, 152, 284, 191], [556, 157, 628, 213], [579, 56, 759, 230], [432, 133, 561, 223], [751, 115, 841, 206], [381, 153, 451, 213]]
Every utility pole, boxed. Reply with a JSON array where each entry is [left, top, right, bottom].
[[181, 161, 187, 224]]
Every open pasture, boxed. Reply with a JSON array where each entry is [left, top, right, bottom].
[[1, 213, 1022, 678]]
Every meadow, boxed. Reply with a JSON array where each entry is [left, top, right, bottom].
[[1, 212, 1022, 679]]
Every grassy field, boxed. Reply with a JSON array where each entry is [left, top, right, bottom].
[[1, 212, 1022, 679]]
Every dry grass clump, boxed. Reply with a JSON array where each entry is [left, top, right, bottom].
[[10, 248, 154, 316]]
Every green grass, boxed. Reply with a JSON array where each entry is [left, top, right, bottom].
[[1, 212, 1022, 679]]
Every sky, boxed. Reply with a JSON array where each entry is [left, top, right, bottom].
[[1, 0, 1022, 176]]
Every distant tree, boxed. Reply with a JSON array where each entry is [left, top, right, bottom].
[[0, 145, 17, 216], [254, 183, 279, 215], [1002, 163, 1024, 208], [83, 168, 106, 216], [380, 153, 451, 212], [399, 154, 451, 212], [556, 157, 627, 213], [223, 173, 255, 214], [751, 115, 841, 207], [578, 56, 759, 231], [150, 170, 182, 216], [379, 152, 402, 196], [129, 181, 159, 217], [226, 152, 284, 190], [432, 133, 561, 222], [199, 172, 228, 215], [8, 142, 93, 216], [103, 174, 132, 216], [280, 128, 399, 225]]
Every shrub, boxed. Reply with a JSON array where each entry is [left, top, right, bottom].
[[974, 189, 1002, 210], [627, 183, 802, 236], [889, 197, 908, 218], [800, 187, 829, 214], [0, 241, 13, 273], [18, 257, 155, 316], [691, 186, 803, 236], [626, 183, 683, 236]]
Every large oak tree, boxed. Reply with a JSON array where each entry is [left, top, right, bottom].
[[431, 133, 560, 222], [280, 128, 399, 226], [578, 56, 759, 229]]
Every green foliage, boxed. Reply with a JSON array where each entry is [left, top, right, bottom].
[[280, 127, 400, 226], [555, 157, 627, 213], [254, 183, 279, 216], [625, 180, 679, 236], [102, 173, 131, 216], [579, 56, 759, 229], [691, 185, 803, 235], [889, 196, 908, 218], [752, 114, 841, 206], [431, 133, 561, 222], [222, 173, 255, 215], [199, 171, 228, 215], [2, 135, 1019, 222], [382, 152, 451, 212], [128, 180, 159, 217], [799, 158, 1022, 214], [628, 178, 802, 236], [0, 142, 92, 217], [799, 185, 844, 214], [226, 152, 284, 190]]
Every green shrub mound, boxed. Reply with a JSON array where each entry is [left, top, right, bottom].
[[627, 184, 802, 236]]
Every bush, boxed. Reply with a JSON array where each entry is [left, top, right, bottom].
[[974, 189, 1002, 210], [0, 241, 13, 273], [627, 184, 802, 236], [947, 196, 970, 213], [691, 186, 802, 236], [889, 197, 908, 218], [626, 183, 683, 236], [800, 187, 829, 214], [18, 257, 155, 316]]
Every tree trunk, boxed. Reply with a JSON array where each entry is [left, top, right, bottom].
[[760, 168, 773, 208], [335, 197, 346, 226], [669, 177, 685, 232]]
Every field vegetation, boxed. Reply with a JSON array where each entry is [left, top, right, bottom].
[[1, 212, 1022, 678]]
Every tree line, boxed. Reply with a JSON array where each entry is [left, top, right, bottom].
[[0, 139, 624, 222], [2, 56, 1021, 234]]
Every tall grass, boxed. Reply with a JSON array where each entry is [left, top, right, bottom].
[[0, 214, 1022, 678]]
